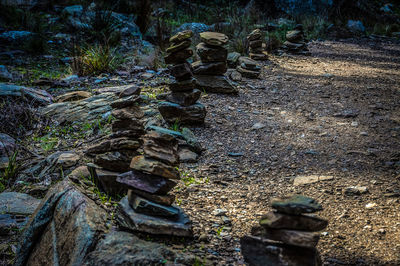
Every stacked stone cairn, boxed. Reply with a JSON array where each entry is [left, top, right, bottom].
[[247, 29, 268, 61], [115, 130, 192, 237], [241, 195, 328, 266], [191, 32, 237, 94], [85, 86, 144, 196], [158, 30, 206, 125], [236, 56, 261, 79], [282, 24, 311, 55]]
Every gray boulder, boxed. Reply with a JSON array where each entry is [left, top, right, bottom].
[[0, 83, 53, 106], [15, 180, 109, 266]]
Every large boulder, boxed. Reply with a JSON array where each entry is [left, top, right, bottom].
[[194, 75, 238, 94], [15, 180, 109, 266]]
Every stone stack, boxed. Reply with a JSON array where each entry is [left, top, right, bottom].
[[85, 87, 144, 196], [159, 30, 206, 125], [282, 24, 311, 55], [236, 56, 261, 78], [241, 195, 328, 266], [116, 131, 192, 237], [247, 29, 268, 60], [192, 32, 237, 94]]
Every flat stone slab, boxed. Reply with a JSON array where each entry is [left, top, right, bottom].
[[117, 196, 192, 237], [0, 192, 40, 216], [129, 195, 179, 218], [194, 75, 237, 94], [260, 211, 328, 232], [271, 195, 323, 215], [293, 175, 334, 186]]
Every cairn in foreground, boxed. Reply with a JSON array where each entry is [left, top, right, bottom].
[[241, 195, 328, 266]]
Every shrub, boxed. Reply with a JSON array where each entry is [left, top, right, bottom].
[[71, 44, 122, 76]]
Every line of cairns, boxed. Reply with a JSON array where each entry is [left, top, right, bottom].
[[241, 195, 328, 266]]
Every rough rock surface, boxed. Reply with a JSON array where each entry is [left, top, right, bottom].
[[194, 75, 237, 94], [15, 180, 109, 266]]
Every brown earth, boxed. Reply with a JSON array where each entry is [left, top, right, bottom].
[[172, 39, 400, 265]]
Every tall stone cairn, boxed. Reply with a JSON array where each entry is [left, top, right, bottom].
[[241, 195, 328, 266], [247, 29, 268, 60], [116, 130, 192, 237], [282, 24, 311, 56], [158, 30, 206, 125]]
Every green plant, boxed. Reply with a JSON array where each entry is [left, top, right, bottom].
[[299, 15, 329, 40], [170, 119, 180, 132], [0, 151, 19, 192], [72, 44, 122, 76], [216, 226, 224, 236]]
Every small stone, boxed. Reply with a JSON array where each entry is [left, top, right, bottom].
[[165, 48, 193, 64], [166, 40, 191, 54], [166, 89, 201, 107], [117, 170, 177, 195], [251, 123, 265, 130], [212, 208, 228, 216], [198, 233, 209, 242], [293, 175, 334, 186], [200, 32, 228, 46], [365, 203, 377, 209], [227, 52, 241, 67], [128, 194, 178, 218], [360, 131, 368, 136], [229, 70, 242, 81], [158, 102, 206, 125], [192, 61, 227, 75], [128, 189, 175, 206], [56, 91, 91, 102], [57, 152, 80, 168], [271, 195, 323, 215], [169, 62, 193, 81], [286, 30, 303, 42], [251, 227, 320, 248], [194, 75, 237, 94], [117, 196, 192, 237], [143, 131, 179, 165], [0, 192, 40, 216], [249, 39, 263, 48], [94, 151, 134, 172], [344, 186, 368, 195], [119, 86, 141, 98], [259, 211, 328, 231], [196, 42, 227, 63], [169, 78, 197, 92], [130, 156, 180, 180], [249, 53, 268, 61], [178, 147, 199, 163], [238, 57, 260, 71], [111, 95, 141, 109], [169, 30, 193, 43], [247, 29, 262, 41], [69, 166, 90, 179], [236, 66, 260, 79]]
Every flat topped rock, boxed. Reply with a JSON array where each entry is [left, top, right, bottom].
[[194, 75, 237, 94], [0, 192, 40, 216], [130, 155, 180, 180], [200, 32, 228, 46], [271, 195, 323, 215], [117, 196, 192, 237], [238, 56, 259, 70], [169, 30, 193, 43], [247, 29, 262, 41], [260, 211, 328, 231]]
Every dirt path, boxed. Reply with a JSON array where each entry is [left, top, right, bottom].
[[174, 39, 400, 265]]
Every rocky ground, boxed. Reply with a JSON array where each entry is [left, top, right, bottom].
[[1, 37, 400, 265], [172, 39, 400, 265]]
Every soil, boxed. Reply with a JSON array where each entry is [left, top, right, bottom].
[[172, 38, 400, 265], [2, 38, 400, 265]]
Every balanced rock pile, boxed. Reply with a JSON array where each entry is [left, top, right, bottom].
[[282, 24, 311, 55], [85, 86, 144, 195], [247, 29, 268, 60], [116, 130, 192, 237], [159, 30, 206, 125], [236, 56, 261, 79], [241, 195, 328, 266], [192, 32, 237, 94]]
